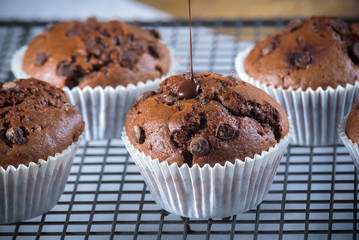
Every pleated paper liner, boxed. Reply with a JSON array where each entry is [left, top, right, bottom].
[[235, 44, 359, 145], [0, 134, 83, 224], [122, 128, 292, 219], [338, 115, 359, 170], [11, 45, 179, 140]]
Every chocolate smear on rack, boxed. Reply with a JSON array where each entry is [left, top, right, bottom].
[[177, 0, 199, 99]]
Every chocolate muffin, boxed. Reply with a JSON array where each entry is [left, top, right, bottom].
[[0, 78, 84, 169], [22, 17, 171, 89], [125, 72, 289, 167], [345, 99, 359, 144], [244, 16, 359, 90]]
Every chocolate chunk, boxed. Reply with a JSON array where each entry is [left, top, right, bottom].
[[262, 42, 275, 56], [139, 91, 156, 101], [190, 137, 210, 156], [2, 82, 17, 91], [67, 27, 78, 37], [329, 18, 347, 35], [286, 18, 302, 32], [353, 43, 359, 60], [120, 51, 136, 68], [57, 60, 75, 77], [216, 123, 236, 140], [6, 127, 26, 145], [148, 45, 160, 58], [177, 77, 200, 99], [35, 52, 47, 66], [149, 29, 161, 39], [293, 52, 311, 68], [133, 126, 145, 144]]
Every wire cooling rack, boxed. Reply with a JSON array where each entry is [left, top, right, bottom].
[[0, 19, 358, 240]]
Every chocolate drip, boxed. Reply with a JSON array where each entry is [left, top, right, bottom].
[[177, 0, 199, 99]]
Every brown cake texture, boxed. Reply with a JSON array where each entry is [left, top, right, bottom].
[[244, 16, 359, 91], [345, 99, 359, 144], [125, 72, 289, 167], [0, 78, 84, 169], [22, 17, 171, 89]]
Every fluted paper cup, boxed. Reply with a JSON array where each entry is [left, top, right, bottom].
[[122, 128, 292, 219], [11, 45, 179, 140], [0, 134, 83, 224], [338, 115, 359, 170], [235, 44, 359, 145]]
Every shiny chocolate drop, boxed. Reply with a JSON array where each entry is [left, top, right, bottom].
[[176, 0, 199, 99]]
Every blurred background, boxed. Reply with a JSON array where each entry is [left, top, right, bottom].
[[0, 0, 358, 21]]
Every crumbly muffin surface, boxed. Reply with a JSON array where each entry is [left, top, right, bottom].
[[0, 78, 84, 169], [23, 17, 171, 89], [126, 72, 289, 167], [346, 99, 359, 144], [245, 16, 359, 90]]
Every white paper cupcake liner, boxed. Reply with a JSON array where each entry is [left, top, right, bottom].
[[338, 115, 359, 170], [0, 134, 83, 224], [122, 128, 292, 219], [235, 44, 359, 146], [11, 45, 180, 140]]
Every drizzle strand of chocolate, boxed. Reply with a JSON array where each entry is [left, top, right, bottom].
[[177, 0, 199, 99]]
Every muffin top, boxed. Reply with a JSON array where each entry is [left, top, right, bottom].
[[126, 72, 289, 167], [244, 16, 359, 91], [22, 17, 171, 89], [0, 78, 84, 169], [346, 99, 359, 144]]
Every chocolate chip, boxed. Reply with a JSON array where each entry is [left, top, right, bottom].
[[262, 42, 275, 56], [2, 82, 17, 91], [35, 52, 47, 66], [329, 18, 347, 35], [285, 18, 302, 32], [148, 45, 160, 58], [293, 52, 311, 68], [67, 27, 78, 37], [57, 60, 74, 77], [133, 126, 145, 144], [353, 43, 359, 60], [149, 29, 161, 39], [216, 123, 236, 140], [120, 51, 136, 68], [139, 91, 156, 102], [6, 127, 26, 145], [190, 137, 209, 156], [356, 100, 359, 110]]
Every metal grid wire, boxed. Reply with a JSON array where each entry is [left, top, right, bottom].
[[0, 19, 358, 240]]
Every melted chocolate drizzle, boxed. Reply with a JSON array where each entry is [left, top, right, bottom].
[[177, 0, 199, 99]]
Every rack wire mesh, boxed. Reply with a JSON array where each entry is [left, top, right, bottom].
[[0, 19, 358, 240]]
